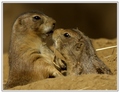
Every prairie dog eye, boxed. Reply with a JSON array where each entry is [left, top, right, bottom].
[[33, 16, 41, 20], [64, 33, 71, 37]]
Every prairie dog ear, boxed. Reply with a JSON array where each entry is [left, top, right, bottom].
[[75, 42, 84, 51], [18, 18, 24, 25]]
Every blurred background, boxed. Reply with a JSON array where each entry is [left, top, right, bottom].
[[3, 3, 117, 53]]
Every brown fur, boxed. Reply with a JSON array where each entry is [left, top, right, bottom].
[[52, 28, 112, 75], [5, 11, 62, 89]]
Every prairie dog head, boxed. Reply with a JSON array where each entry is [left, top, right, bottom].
[[52, 28, 85, 59], [13, 11, 56, 38]]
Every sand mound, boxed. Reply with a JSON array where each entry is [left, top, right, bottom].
[[3, 38, 117, 90]]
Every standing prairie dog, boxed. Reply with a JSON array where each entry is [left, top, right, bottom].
[[5, 11, 62, 89], [52, 28, 112, 75]]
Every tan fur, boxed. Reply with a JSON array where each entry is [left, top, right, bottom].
[[52, 28, 112, 75], [5, 11, 62, 89]]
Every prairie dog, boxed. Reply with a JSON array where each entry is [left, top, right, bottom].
[[52, 28, 112, 75], [5, 11, 62, 89]]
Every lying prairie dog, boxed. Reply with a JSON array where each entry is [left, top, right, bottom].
[[52, 28, 112, 75]]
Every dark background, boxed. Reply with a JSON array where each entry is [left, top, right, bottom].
[[3, 3, 117, 53]]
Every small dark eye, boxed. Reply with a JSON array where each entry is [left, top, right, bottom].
[[64, 33, 70, 37], [33, 16, 41, 20]]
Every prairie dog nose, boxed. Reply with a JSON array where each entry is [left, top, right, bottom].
[[53, 23, 56, 27], [52, 21, 56, 29]]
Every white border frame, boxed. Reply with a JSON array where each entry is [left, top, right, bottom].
[[0, 0, 119, 92]]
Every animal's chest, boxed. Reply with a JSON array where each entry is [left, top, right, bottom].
[[39, 44, 55, 63]]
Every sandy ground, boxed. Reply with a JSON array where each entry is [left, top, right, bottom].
[[3, 38, 117, 90]]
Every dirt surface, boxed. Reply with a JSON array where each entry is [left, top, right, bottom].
[[3, 38, 117, 90]]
